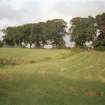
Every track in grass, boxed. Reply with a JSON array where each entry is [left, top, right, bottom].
[[0, 48, 105, 105]]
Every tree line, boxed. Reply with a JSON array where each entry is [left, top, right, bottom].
[[1, 12, 105, 50], [2, 19, 67, 48]]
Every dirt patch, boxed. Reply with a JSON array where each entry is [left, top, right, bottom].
[[86, 91, 105, 97], [0, 58, 36, 66], [87, 91, 97, 96], [0, 74, 9, 81]]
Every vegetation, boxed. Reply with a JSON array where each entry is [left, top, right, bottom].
[[70, 16, 96, 46], [0, 48, 105, 105], [0, 41, 3, 47], [1, 12, 105, 49], [94, 13, 105, 49], [3, 19, 67, 48]]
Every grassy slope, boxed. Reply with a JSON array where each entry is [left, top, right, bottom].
[[0, 48, 105, 105]]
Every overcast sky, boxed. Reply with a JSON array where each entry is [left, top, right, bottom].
[[0, 0, 105, 30]]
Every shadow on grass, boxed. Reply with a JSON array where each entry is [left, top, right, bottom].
[[0, 57, 52, 67], [0, 72, 105, 105]]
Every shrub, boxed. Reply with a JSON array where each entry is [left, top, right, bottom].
[[0, 41, 3, 47], [95, 46, 105, 51]]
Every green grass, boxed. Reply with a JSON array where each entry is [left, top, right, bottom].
[[0, 48, 105, 105]]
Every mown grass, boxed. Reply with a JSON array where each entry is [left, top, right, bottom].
[[0, 48, 105, 105]]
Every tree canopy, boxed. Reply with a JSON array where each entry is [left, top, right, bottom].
[[94, 13, 105, 49], [2, 12, 105, 50], [70, 16, 96, 46], [3, 19, 67, 48]]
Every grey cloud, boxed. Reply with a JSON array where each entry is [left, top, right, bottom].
[[0, 5, 22, 20], [21, 1, 41, 19], [55, 0, 105, 17], [0, 0, 41, 23]]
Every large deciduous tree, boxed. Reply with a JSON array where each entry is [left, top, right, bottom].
[[3, 19, 67, 48], [46, 19, 67, 48], [70, 16, 96, 46], [94, 13, 105, 49]]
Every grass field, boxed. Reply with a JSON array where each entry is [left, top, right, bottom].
[[0, 48, 105, 105]]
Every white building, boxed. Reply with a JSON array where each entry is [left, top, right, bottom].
[[44, 45, 53, 49], [84, 41, 93, 48]]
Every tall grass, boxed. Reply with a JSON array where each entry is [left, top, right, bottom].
[[0, 48, 105, 105]]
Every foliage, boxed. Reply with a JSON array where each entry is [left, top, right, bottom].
[[70, 16, 96, 46], [0, 41, 3, 47], [3, 19, 67, 48], [2, 12, 105, 49], [94, 13, 105, 49]]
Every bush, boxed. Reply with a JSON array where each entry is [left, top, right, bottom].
[[0, 41, 3, 47], [95, 46, 105, 51]]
